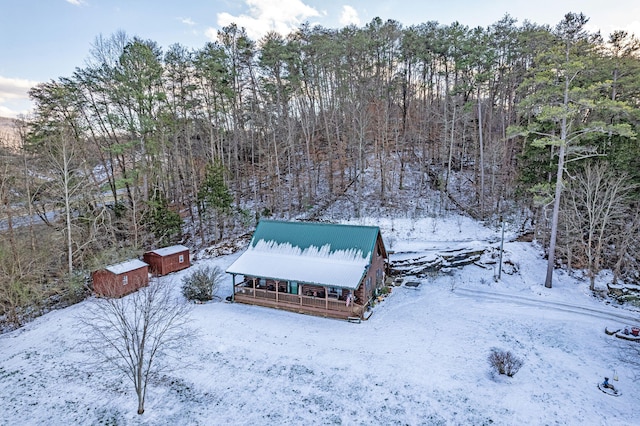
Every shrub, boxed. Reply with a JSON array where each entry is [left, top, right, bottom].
[[60, 272, 90, 305], [181, 266, 224, 302], [488, 348, 523, 377]]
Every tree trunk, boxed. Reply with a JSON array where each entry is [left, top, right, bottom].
[[544, 56, 572, 289], [477, 97, 485, 218], [544, 141, 565, 289]]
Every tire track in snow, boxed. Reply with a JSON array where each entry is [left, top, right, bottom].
[[453, 287, 640, 324]]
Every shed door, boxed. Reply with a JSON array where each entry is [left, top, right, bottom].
[[289, 281, 298, 295]]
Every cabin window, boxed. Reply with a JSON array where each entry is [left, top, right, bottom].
[[122, 275, 128, 285], [328, 287, 340, 298], [178, 254, 184, 263], [376, 268, 383, 286], [365, 277, 372, 293]]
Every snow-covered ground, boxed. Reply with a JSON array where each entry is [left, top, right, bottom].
[[1, 215, 639, 425]]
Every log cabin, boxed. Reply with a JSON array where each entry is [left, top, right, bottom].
[[226, 220, 388, 320]]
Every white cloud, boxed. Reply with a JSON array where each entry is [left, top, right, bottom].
[[590, 19, 640, 40], [0, 76, 38, 118], [204, 27, 218, 41], [65, 0, 86, 6], [179, 17, 196, 27], [0, 76, 37, 101], [339, 5, 360, 27], [0, 105, 16, 118], [621, 20, 640, 37], [211, 0, 321, 41]]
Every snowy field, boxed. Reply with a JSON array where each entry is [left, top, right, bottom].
[[1, 216, 639, 425]]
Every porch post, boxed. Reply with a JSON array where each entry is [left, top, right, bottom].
[[231, 274, 236, 302], [275, 280, 279, 302], [325, 287, 328, 310], [252, 278, 256, 298]]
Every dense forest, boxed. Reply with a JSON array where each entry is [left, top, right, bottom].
[[1, 12, 639, 327]]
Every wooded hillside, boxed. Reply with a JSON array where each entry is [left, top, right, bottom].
[[1, 13, 639, 327]]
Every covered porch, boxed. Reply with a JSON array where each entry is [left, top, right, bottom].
[[231, 277, 365, 320]]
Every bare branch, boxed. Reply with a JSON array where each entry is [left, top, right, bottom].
[[77, 279, 194, 415]]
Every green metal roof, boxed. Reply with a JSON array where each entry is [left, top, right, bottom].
[[251, 220, 381, 260]]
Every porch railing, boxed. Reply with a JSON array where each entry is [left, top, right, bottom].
[[234, 284, 363, 318]]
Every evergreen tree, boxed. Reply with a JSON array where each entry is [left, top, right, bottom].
[[198, 161, 233, 240], [146, 192, 182, 246], [509, 13, 636, 288]]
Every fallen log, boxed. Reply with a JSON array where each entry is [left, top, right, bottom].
[[615, 332, 640, 341], [605, 327, 620, 336]]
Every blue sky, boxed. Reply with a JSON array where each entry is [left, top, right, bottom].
[[1, 0, 639, 118]]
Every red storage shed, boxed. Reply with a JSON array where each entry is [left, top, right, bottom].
[[92, 259, 149, 297], [143, 245, 190, 276]]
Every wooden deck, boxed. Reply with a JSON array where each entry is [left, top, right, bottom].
[[233, 286, 365, 320]]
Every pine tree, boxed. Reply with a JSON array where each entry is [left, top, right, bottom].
[[509, 13, 636, 288]]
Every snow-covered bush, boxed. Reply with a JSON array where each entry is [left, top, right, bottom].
[[488, 348, 523, 377], [181, 266, 224, 302]]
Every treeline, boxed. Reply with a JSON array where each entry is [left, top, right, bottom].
[[1, 12, 639, 326]]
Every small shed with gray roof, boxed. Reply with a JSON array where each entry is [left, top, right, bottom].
[[143, 244, 190, 276], [92, 259, 149, 297]]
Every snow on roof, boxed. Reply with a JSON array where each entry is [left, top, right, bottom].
[[147, 245, 189, 257], [105, 259, 148, 275], [226, 239, 370, 289], [250, 220, 380, 261]]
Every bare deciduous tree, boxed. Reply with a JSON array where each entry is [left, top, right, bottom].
[[79, 279, 193, 414], [565, 163, 635, 291]]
